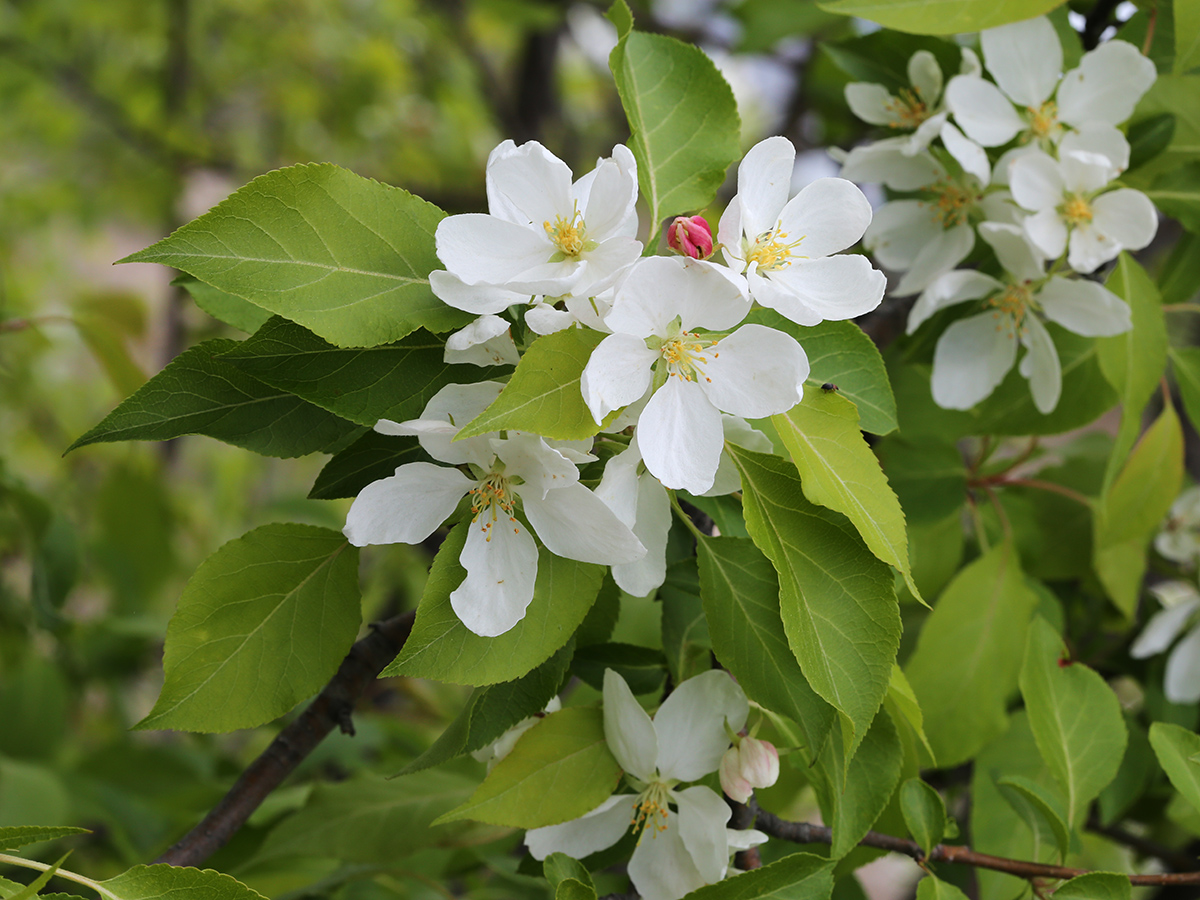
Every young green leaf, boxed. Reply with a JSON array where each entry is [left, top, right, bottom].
[[1177, 0, 1200, 74], [995, 774, 1070, 863], [136, 524, 360, 733], [914, 875, 970, 900], [435, 707, 621, 828], [899, 778, 945, 858], [0, 828, 88, 853], [817, 0, 1065, 35], [5, 854, 68, 900], [543, 854, 597, 900], [1054, 873, 1131, 900], [102, 865, 268, 900], [680, 852, 834, 899], [1149, 722, 1200, 816], [886, 666, 935, 766]]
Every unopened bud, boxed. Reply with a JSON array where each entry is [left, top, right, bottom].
[[719, 736, 780, 803], [666, 215, 714, 259]]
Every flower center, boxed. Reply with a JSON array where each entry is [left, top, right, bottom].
[[745, 225, 805, 272], [1061, 194, 1093, 226], [986, 282, 1034, 335], [1026, 101, 1059, 140], [884, 87, 929, 129], [631, 780, 672, 838], [922, 179, 980, 228], [659, 330, 719, 384], [469, 471, 519, 542], [544, 203, 587, 258]]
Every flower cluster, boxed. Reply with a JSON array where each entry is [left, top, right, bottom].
[[838, 16, 1157, 413], [343, 134, 884, 636]]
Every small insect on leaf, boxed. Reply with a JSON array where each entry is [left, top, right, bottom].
[[821, 383, 838, 393]]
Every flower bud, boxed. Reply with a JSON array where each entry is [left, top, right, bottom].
[[719, 736, 780, 803], [666, 215, 714, 259]]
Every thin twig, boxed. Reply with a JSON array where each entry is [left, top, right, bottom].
[[153, 611, 416, 867], [998, 478, 1093, 509]]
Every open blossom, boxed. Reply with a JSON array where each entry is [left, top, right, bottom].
[[431, 140, 641, 303], [718, 136, 886, 326], [909, 222, 1130, 413], [526, 669, 766, 900], [1157, 487, 1200, 567], [343, 383, 644, 637], [444, 315, 521, 367], [581, 256, 807, 494], [1131, 581, 1200, 704]]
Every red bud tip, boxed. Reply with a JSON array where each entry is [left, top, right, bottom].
[[666, 215, 714, 260]]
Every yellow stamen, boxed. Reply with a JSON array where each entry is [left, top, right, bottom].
[[884, 87, 929, 129], [920, 178, 980, 229], [660, 330, 719, 383], [543, 202, 587, 258], [632, 781, 672, 839], [986, 283, 1034, 337], [1026, 101, 1059, 140], [746, 225, 805, 272], [1061, 194, 1093, 226], [469, 472, 516, 541]]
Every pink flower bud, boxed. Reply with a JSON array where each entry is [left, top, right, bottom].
[[719, 737, 780, 803], [666, 215, 714, 259]]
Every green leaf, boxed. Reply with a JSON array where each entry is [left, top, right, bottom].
[[386, 523, 605, 685], [1127, 113, 1177, 171], [1019, 617, 1128, 826], [544, 854, 597, 900], [822, 32, 963, 92], [995, 774, 1070, 863], [67, 339, 358, 458], [1096, 254, 1168, 486], [877, 439, 966, 525], [1094, 402, 1184, 616], [223, 317, 503, 427], [1148, 722, 1200, 816], [6, 855, 67, 900], [101, 865, 267, 900], [1146, 162, 1200, 231], [900, 779, 945, 857], [457, 328, 604, 440], [773, 390, 920, 603], [659, 559, 712, 685], [174, 275, 272, 334], [605, 0, 634, 39], [121, 164, 465, 348], [0, 827, 88, 852], [727, 446, 900, 754], [1159, 232, 1200, 305], [1178, 0, 1200, 73], [681, 852, 834, 899], [609, 31, 740, 229], [915, 875, 970, 900], [1170, 346, 1200, 431], [308, 431, 423, 501], [886, 666, 935, 766], [396, 642, 573, 776], [436, 706, 621, 828], [816, 0, 1066, 35], [905, 542, 1039, 768], [1054, 873, 1131, 900], [1099, 718, 1157, 825], [572, 642, 667, 695], [697, 536, 836, 757], [136, 524, 360, 732]]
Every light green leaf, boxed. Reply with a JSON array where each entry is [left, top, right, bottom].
[[681, 852, 834, 899], [1099, 718, 1157, 825], [606, 0, 634, 39], [773, 390, 920, 603], [223, 317, 502, 427], [905, 542, 1039, 768], [1169, 346, 1200, 430], [900, 779, 945, 857], [609, 31, 740, 229], [1178, 0, 1200, 74], [1148, 722, 1200, 816], [102, 865, 267, 900], [136, 524, 360, 733], [1054, 873, 1131, 900], [544, 854, 597, 900], [1019, 617, 1127, 826], [67, 339, 358, 458], [436, 707, 621, 828], [995, 775, 1071, 863], [175, 275, 272, 334], [915, 875, 970, 900], [6, 855, 67, 900], [886, 666, 935, 766], [1097, 254, 1168, 487], [386, 523, 605, 685], [457, 328, 605, 440], [697, 536, 836, 757], [659, 559, 712, 686], [1094, 403, 1184, 616], [727, 445, 900, 754], [0, 828, 89, 852], [122, 164, 465, 348], [1158, 232, 1200, 305], [816, 0, 1066, 35]]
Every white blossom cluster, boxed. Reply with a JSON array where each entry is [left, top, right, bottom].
[[342, 134, 885, 640], [837, 16, 1158, 413]]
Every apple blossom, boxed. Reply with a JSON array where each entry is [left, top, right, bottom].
[[1131, 581, 1200, 704], [1156, 486, 1200, 568], [444, 315, 520, 367], [667, 215, 715, 260]]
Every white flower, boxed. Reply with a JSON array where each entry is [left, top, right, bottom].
[[718, 136, 886, 326], [1130, 581, 1200, 704], [1157, 486, 1200, 567], [581, 256, 808, 495], [472, 697, 562, 771], [910, 222, 1130, 413], [343, 383, 645, 637], [444, 315, 521, 367], [845, 50, 950, 154], [1009, 138, 1157, 274], [526, 669, 752, 900], [719, 736, 780, 804], [432, 140, 642, 300]]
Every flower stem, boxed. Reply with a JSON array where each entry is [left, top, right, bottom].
[[0, 853, 119, 900], [669, 493, 705, 540], [1163, 303, 1200, 314]]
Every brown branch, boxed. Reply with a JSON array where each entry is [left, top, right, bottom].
[[755, 809, 1200, 886], [154, 611, 416, 868]]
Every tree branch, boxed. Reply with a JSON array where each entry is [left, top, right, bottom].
[[154, 611, 416, 868]]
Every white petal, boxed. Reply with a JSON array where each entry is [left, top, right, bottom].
[[747, 270, 820, 327], [931, 312, 1018, 409], [604, 668, 658, 781], [525, 304, 578, 335], [1067, 222, 1121, 274], [990, 145, 1041, 187], [579, 145, 640, 240], [344, 463, 471, 546], [1018, 315, 1062, 414], [978, 191, 1024, 225], [1037, 277, 1131, 336], [486, 140, 573, 228], [653, 670, 749, 782], [735, 136, 796, 239], [775, 177, 873, 260], [905, 112, 949, 154], [444, 315, 520, 367], [1092, 189, 1158, 253], [451, 515, 539, 637], [946, 75, 1026, 147], [941, 121, 990, 185], [699, 324, 808, 418], [838, 139, 944, 191], [1166, 626, 1200, 704], [430, 270, 530, 315], [521, 482, 646, 565], [702, 417, 773, 498], [909, 50, 943, 104], [717, 199, 746, 270], [412, 381, 505, 466], [525, 795, 635, 860], [675, 786, 733, 884], [1060, 125, 1131, 174], [845, 82, 897, 126], [580, 333, 657, 423], [978, 222, 1046, 282], [1023, 208, 1069, 260], [894, 225, 975, 297], [495, 433, 579, 498], [959, 47, 982, 77], [1009, 152, 1064, 212], [628, 811, 707, 900], [572, 237, 645, 298], [865, 200, 943, 271], [1057, 40, 1157, 128], [436, 214, 583, 295], [596, 443, 642, 528], [675, 259, 754, 332], [1131, 597, 1200, 659], [612, 476, 671, 597], [907, 270, 1003, 334], [980, 16, 1062, 108], [760, 254, 887, 320], [1060, 149, 1118, 194], [638, 378, 724, 495], [605, 256, 692, 337]]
